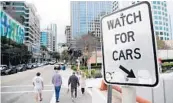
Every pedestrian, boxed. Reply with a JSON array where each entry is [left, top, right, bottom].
[[52, 68, 62, 103], [68, 72, 80, 101], [76, 71, 81, 81], [80, 72, 86, 94], [32, 72, 44, 102]]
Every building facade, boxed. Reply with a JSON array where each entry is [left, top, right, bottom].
[[112, 1, 170, 40], [65, 26, 71, 46], [71, 1, 112, 39], [40, 31, 48, 47], [0, 9, 25, 44], [48, 24, 57, 51], [1, 1, 40, 61]]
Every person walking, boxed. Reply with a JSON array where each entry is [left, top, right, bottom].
[[32, 72, 44, 102], [68, 72, 80, 101], [52, 68, 62, 103], [80, 73, 86, 94]]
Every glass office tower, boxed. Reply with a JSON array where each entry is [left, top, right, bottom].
[[71, 1, 112, 38]]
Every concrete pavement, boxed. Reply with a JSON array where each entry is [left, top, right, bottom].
[[1, 65, 92, 103]]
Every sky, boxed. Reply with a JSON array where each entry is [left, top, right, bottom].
[[23, 0, 173, 43], [26, 0, 70, 44]]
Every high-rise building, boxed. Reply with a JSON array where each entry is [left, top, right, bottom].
[[1, 1, 40, 61], [71, 1, 112, 39], [40, 31, 48, 47], [49, 24, 57, 52], [112, 1, 170, 40], [65, 26, 71, 46]]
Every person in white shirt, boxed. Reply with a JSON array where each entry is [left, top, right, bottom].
[[32, 72, 44, 102]]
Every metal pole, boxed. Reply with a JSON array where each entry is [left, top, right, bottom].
[[107, 85, 112, 103], [122, 86, 136, 103]]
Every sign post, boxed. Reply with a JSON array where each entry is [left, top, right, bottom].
[[122, 86, 136, 103], [101, 2, 159, 103]]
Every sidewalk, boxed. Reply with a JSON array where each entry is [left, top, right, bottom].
[[50, 68, 92, 103]]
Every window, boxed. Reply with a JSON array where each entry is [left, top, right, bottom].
[[155, 21, 158, 24], [153, 6, 157, 9], [166, 23, 168, 26], [156, 32, 159, 35], [160, 32, 163, 35], [160, 37, 163, 40], [158, 11, 161, 15], [165, 37, 167, 40], [164, 32, 166, 35], [158, 6, 161, 10], [162, 12, 164, 15], [159, 21, 162, 25], [165, 9, 167, 12], [165, 13, 167, 16], [154, 11, 157, 14], [155, 26, 158, 30], [160, 27, 162, 30], [167, 33, 169, 36], [153, 1, 156, 4], [159, 16, 162, 20], [157, 1, 160, 4], [166, 28, 169, 31], [154, 16, 158, 19]]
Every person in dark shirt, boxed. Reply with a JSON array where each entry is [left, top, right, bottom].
[[68, 72, 80, 100]]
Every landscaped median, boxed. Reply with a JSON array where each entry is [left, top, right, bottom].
[[71, 64, 102, 78]]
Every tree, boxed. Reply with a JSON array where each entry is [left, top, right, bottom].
[[52, 52, 60, 62], [40, 45, 48, 51], [1, 36, 32, 65], [156, 36, 169, 50], [61, 50, 69, 62]]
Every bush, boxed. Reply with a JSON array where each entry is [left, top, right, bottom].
[[91, 69, 96, 75], [71, 65, 77, 71], [80, 66, 87, 70], [82, 69, 91, 78], [93, 72, 102, 78]]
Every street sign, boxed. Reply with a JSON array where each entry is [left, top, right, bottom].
[[101, 2, 159, 87]]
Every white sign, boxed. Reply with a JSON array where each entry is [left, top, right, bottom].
[[101, 2, 159, 87]]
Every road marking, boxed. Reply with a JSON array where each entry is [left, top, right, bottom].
[[1, 84, 53, 88], [50, 92, 55, 103], [1, 89, 53, 94]]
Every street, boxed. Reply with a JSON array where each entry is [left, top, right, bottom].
[[1, 65, 92, 103]]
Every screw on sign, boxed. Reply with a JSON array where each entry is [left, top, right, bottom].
[[101, 2, 159, 87]]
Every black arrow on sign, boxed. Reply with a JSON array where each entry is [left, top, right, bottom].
[[119, 65, 136, 78]]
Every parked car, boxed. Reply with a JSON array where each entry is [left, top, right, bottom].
[[1, 65, 8, 75], [1, 65, 18, 75], [16, 64, 27, 72], [26, 63, 34, 69]]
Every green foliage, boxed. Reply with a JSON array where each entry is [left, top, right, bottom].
[[162, 62, 173, 67], [61, 50, 69, 61], [41, 45, 48, 51], [80, 66, 87, 70], [71, 65, 77, 71], [1, 36, 32, 65], [52, 52, 60, 62], [93, 72, 102, 78]]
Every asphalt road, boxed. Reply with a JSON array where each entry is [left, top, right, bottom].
[[1, 65, 92, 103]]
